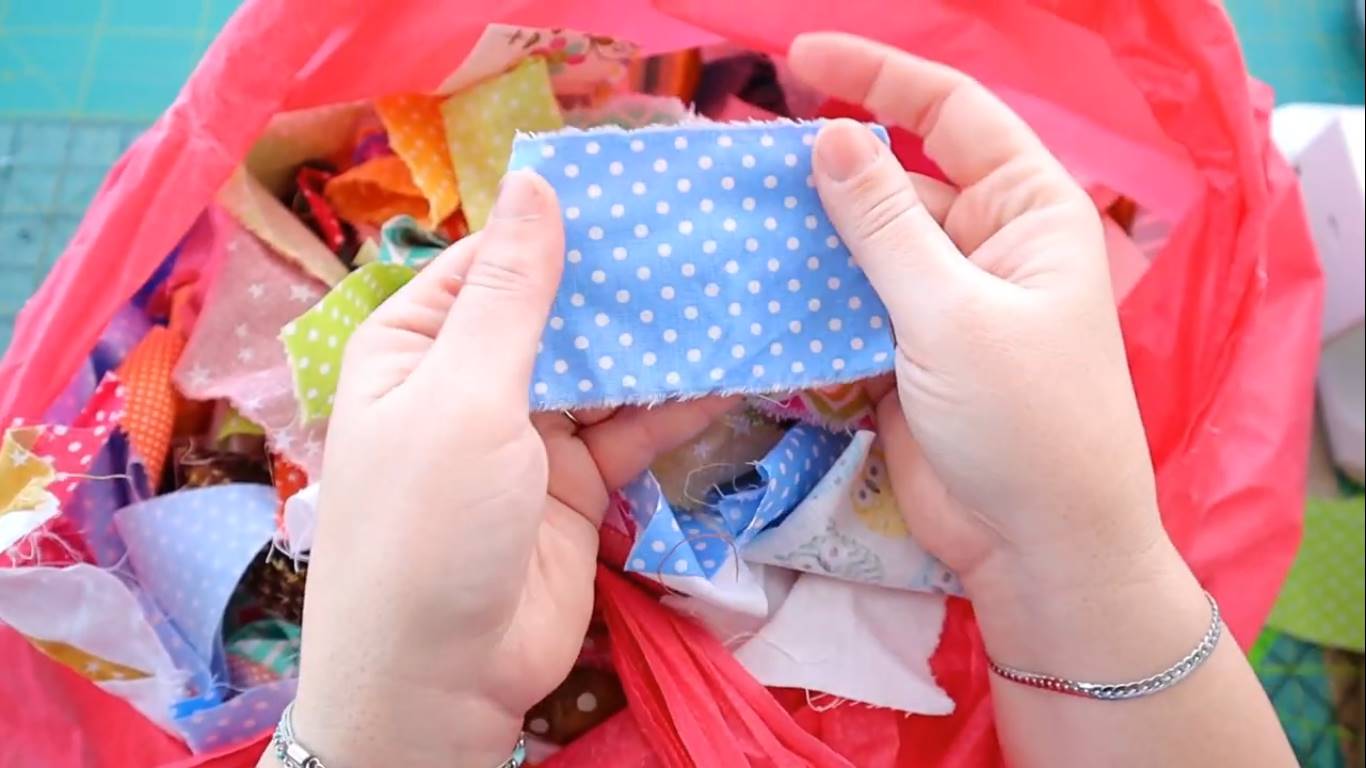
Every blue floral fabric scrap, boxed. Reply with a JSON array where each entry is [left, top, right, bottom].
[[624, 423, 852, 580], [508, 120, 897, 410]]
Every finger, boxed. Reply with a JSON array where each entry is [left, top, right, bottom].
[[580, 396, 739, 490], [909, 173, 956, 224], [423, 171, 565, 398], [362, 234, 481, 342], [811, 119, 978, 337], [789, 32, 1063, 190]]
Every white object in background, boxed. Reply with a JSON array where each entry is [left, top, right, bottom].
[[1319, 324, 1365, 483], [281, 482, 321, 557]]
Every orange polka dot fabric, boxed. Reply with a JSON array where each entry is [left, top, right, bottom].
[[116, 327, 185, 484], [271, 454, 308, 529], [323, 155, 434, 228], [375, 94, 462, 228]]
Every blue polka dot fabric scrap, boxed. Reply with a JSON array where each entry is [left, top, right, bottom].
[[508, 120, 897, 410]]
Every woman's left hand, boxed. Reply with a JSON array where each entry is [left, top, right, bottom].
[[287, 171, 732, 766]]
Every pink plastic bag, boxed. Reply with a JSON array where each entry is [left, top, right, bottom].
[[0, 1, 1319, 765]]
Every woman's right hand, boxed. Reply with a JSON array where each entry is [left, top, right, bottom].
[[790, 33, 1195, 668]]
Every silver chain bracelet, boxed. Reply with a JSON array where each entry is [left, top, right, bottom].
[[272, 701, 527, 768], [988, 590, 1222, 701]]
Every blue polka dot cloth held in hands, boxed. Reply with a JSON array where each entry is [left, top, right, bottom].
[[508, 120, 897, 410]]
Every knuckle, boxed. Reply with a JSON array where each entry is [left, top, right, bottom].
[[849, 175, 924, 245], [462, 255, 539, 296]]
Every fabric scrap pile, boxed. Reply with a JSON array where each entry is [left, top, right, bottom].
[[0, 25, 1181, 767]]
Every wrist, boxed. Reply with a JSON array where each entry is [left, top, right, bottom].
[[963, 527, 1210, 680], [291, 677, 524, 767]]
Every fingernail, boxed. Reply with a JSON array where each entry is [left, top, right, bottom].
[[814, 120, 882, 182], [492, 170, 543, 220]]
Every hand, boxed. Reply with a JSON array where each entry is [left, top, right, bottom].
[[290, 171, 731, 766], [790, 34, 1201, 665]]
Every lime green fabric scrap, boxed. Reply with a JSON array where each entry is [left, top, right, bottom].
[[1266, 495, 1365, 652], [441, 56, 563, 231], [281, 262, 415, 421]]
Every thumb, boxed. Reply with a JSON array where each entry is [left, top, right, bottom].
[[813, 119, 975, 345], [423, 170, 565, 399]]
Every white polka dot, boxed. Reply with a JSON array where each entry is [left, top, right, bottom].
[[808, 298, 823, 312], [723, 259, 740, 275], [634, 223, 650, 238], [704, 282, 720, 297], [698, 155, 713, 170], [674, 136, 688, 150], [789, 319, 802, 333], [595, 313, 610, 328], [574, 336, 590, 350], [540, 144, 556, 158], [723, 218, 737, 232], [623, 374, 638, 387], [873, 351, 889, 363], [610, 203, 625, 218], [763, 217, 778, 231], [565, 206, 580, 220], [702, 240, 717, 254], [707, 325, 723, 340], [651, 539, 666, 552], [742, 197, 756, 211], [640, 309, 654, 323], [570, 292, 585, 307], [787, 278, 801, 292], [828, 318, 844, 331], [630, 557, 646, 570], [554, 359, 569, 374], [631, 139, 646, 152], [826, 235, 840, 248], [643, 352, 658, 366], [827, 277, 841, 290], [809, 339, 824, 353], [662, 328, 678, 343], [676, 178, 692, 193], [870, 315, 885, 329], [709, 367, 724, 381], [660, 285, 675, 299], [742, 154, 756, 168], [653, 158, 669, 173], [683, 305, 699, 320], [681, 262, 696, 277], [549, 315, 564, 329], [588, 226, 604, 240], [802, 132, 816, 146], [567, 249, 582, 264], [632, 181, 647, 195], [849, 296, 863, 310], [598, 355, 615, 370], [763, 175, 778, 189], [666, 371, 681, 385], [784, 153, 798, 167], [805, 215, 818, 230], [770, 342, 784, 355], [591, 269, 607, 283], [731, 344, 746, 358], [783, 237, 799, 252], [790, 361, 805, 374], [721, 176, 736, 190], [750, 322, 763, 335], [753, 364, 766, 376], [747, 280, 761, 294], [578, 379, 593, 392], [585, 140, 601, 155], [745, 238, 759, 252], [718, 135, 734, 147], [587, 184, 603, 199], [658, 243, 673, 257], [618, 332, 635, 347], [768, 300, 781, 314], [610, 161, 624, 175], [655, 200, 671, 215], [679, 220, 694, 235], [832, 358, 846, 371], [564, 164, 580, 178], [728, 302, 742, 316], [699, 198, 715, 213], [851, 337, 865, 350]]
